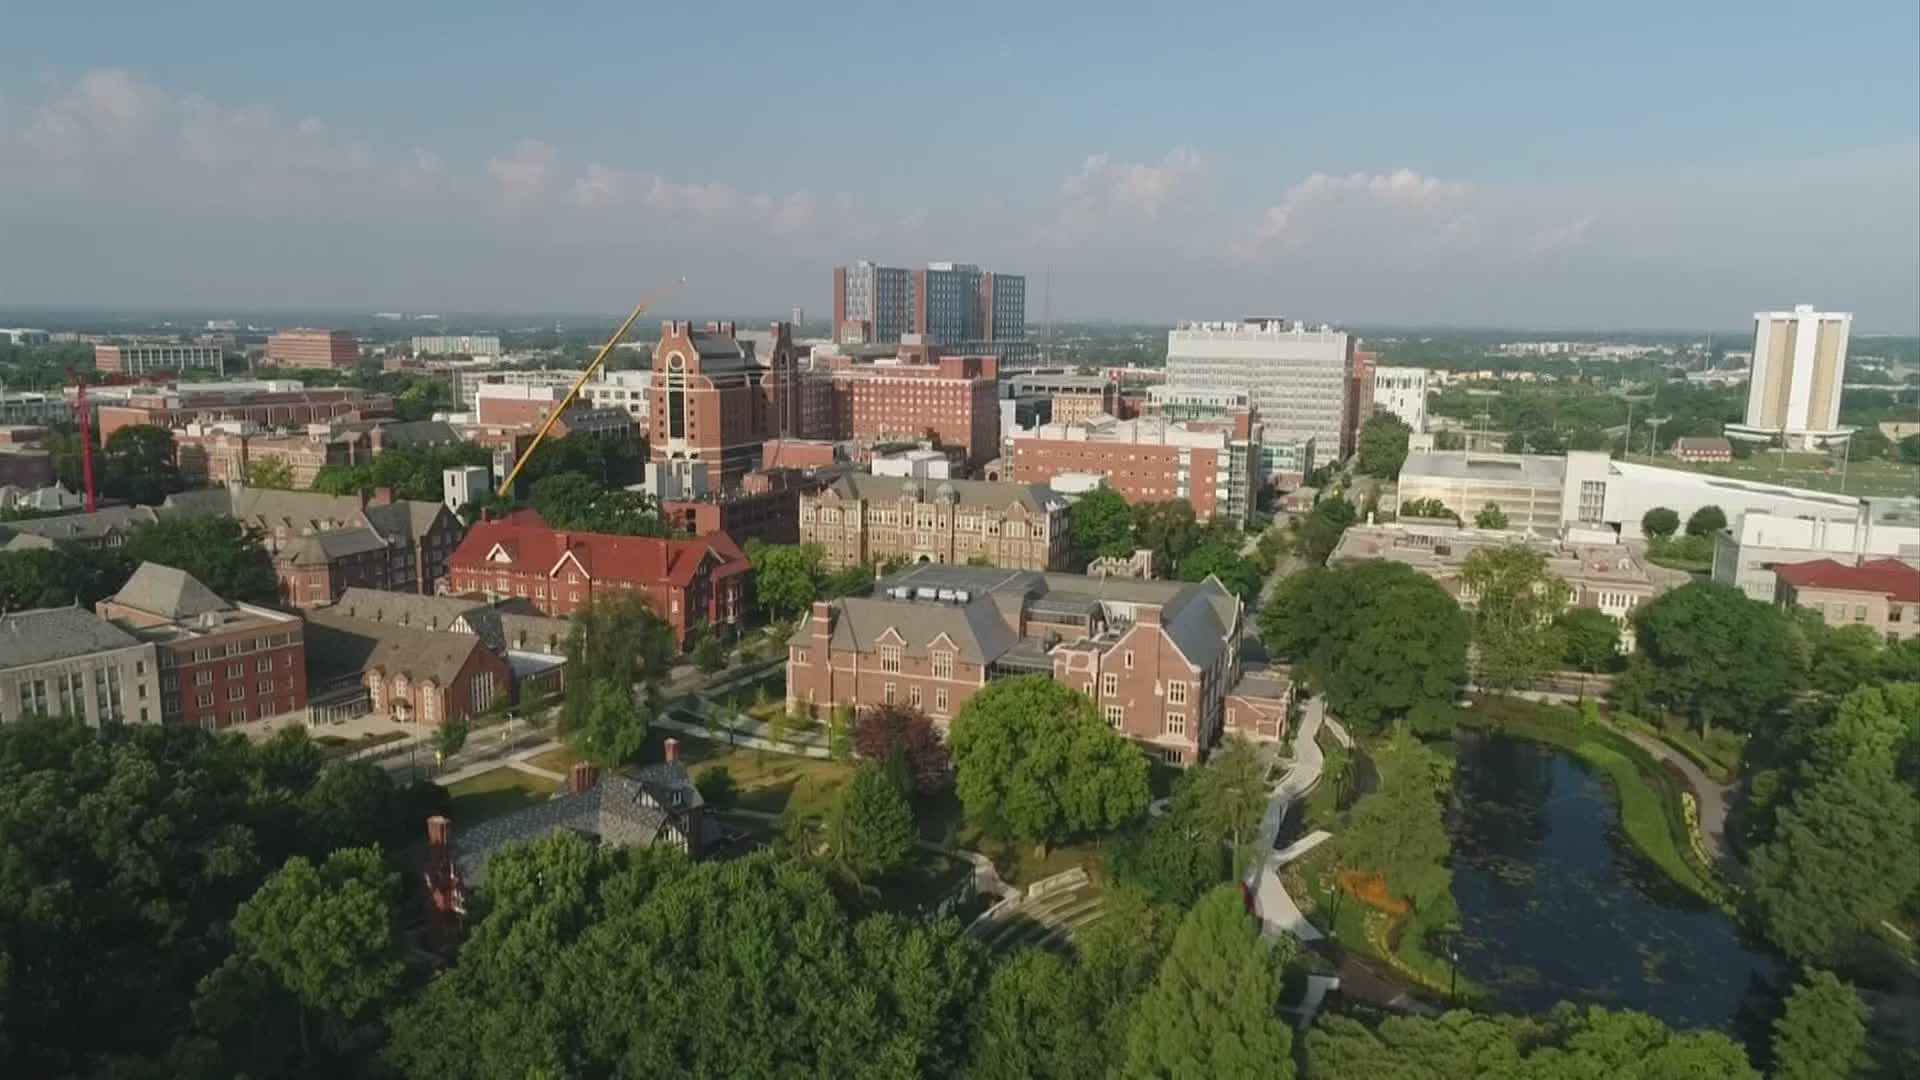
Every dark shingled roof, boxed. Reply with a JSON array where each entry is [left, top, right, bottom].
[[0, 607, 144, 669], [109, 563, 230, 621], [452, 768, 703, 880]]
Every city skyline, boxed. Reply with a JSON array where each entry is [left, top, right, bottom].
[[0, 2, 1916, 331]]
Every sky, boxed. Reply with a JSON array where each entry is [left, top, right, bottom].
[[1, 1, 1916, 331]]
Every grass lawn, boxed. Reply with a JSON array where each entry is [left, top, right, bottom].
[[647, 731, 855, 822], [916, 789, 1104, 887], [526, 744, 579, 775], [446, 767, 560, 825], [1623, 450, 1920, 499]]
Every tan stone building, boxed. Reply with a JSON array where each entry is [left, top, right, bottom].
[[1773, 557, 1920, 643], [786, 564, 1288, 766], [797, 473, 1069, 571]]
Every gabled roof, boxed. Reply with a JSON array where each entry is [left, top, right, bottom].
[[0, 607, 143, 669], [110, 563, 231, 621], [826, 594, 1019, 665], [1775, 558, 1920, 602], [301, 606, 495, 686], [330, 587, 572, 654], [275, 527, 389, 566], [451, 767, 702, 880], [450, 516, 749, 589], [826, 473, 1063, 513]]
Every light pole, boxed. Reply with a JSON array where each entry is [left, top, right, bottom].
[[1447, 938, 1460, 1006]]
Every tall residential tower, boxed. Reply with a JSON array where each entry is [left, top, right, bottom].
[[831, 260, 1032, 368], [1727, 304, 1853, 450]]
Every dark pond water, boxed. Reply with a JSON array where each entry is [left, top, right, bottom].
[[1447, 730, 1784, 1037]]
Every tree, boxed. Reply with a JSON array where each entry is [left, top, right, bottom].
[[1397, 497, 1458, 522], [1472, 502, 1509, 530], [1901, 433, 1920, 465], [1633, 581, 1804, 734], [1105, 817, 1227, 908], [299, 759, 400, 853], [436, 718, 470, 757], [1805, 622, 1885, 699], [1460, 544, 1572, 693], [1339, 731, 1454, 912], [101, 424, 183, 505], [563, 593, 674, 737], [244, 456, 295, 490], [694, 629, 727, 674], [965, 949, 1105, 1080], [1295, 492, 1359, 564], [948, 676, 1150, 848], [1133, 500, 1199, 576], [1122, 885, 1296, 1079], [229, 846, 402, 1063], [569, 678, 648, 766], [1172, 736, 1268, 851], [0, 545, 131, 610], [529, 471, 674, 536], [1684, 504, 1727, 538], [827, 706, 853, 762], [695, 765, 738, 809], [851, 703, 952, 793], [1260, 561, 1469, 734], [1641, 506, 1680, 540], [1556, 606, 1621, 676], [1177, 539, 1261, 600], [1068, 487, 1137, 566], [1357, 412, 1412, 479], [386, 840, 983, 1078], [755, 543, 824, 620], [122, 515, 280, 605], [837, 764, 917, 876], [1846, 426, 1892, 462], [1770, 970, 1869, 1080]]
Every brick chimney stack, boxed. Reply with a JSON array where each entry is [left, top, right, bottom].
[[664, 737, 680, 765], [568, 761, 600, 793], [426, 815, 452, 848]]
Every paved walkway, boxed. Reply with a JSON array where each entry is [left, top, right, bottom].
[[1616, 727, 1734, 870], [1247, 695, 1328, 943]]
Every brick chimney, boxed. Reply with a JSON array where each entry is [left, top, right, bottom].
[[368, 486, 394, 507], [568, 761, 600, 794], [664, 737, 680, 765], [426, 814, 452, 848]]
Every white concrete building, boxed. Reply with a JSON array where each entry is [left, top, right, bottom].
[[1559, 451, 1874, 541], [1727, 305, 1853, 449], [1165, 319, 1353, 466], [583, 369, 652, 423], [1712, 502, 1920, 601], [0, 607, 161, 726], [872, 448, 954, 482], [412, 335, 502, 357], [1372, 366, 1429, 432], [443, 465, 493, 514], [1395, 451, 1568, 533]]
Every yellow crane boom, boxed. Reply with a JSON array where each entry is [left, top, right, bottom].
[[499, 278, 686, 495]]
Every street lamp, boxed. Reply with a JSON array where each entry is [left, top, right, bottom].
[[1447, 939, 1460, 1006]]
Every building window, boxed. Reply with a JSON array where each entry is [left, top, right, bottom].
[[931, 651, 953, 679], [1104, 704, 1124, 728], [1166, 712, 1187, 736], [884, 681, 897, 705], [1160, 747, 1185, 766], [258, 678, 274, 694], [194, 670, 212, 686], [227, 662, 244, 678], [256, 656, 274, 673], [197, 691, 214, 707], [1167, 680, 1188, 706], [880, 645, 902, 673], [910, 685, 922, 708], [227, 685, 245, 702], [935, 687, 949, 714], [1125, 650, 1134, 669], [1102, 672, 1118, 697]]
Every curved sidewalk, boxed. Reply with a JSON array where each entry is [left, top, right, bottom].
[[1246, 695, 1329, 942]]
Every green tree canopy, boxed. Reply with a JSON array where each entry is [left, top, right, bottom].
[[1260, 561, 1469, 734], [1178, 538, 1262, 600], [1684, 504, 1727, 538], [850, 703, 952, 793], [562, 593, 674, 761], [755, 542, 825, 620], [244, 455, 295, 490], [1399, 496, 1459, 523], [1068, 487, 1137, 566], [1132, 499, 1199, 575], [122, 515, 280, 605], [1641, 506, 1680, 539], [1339, 731, 1454, 911], [836, 764, 917, 876], [1555, 606, 1621, 675], [1357, 412, 1412, 479], [1804, 621, 1886, 699], [1460, 544, 1572, 693], [1121, 885, 1297, 1079], [1472, 502, 1509, 530], [1632, 581, 1804, 734], [0, 545, 131, 610], [311, 443, 492, 502], [101, 423, 183, 505], [1770, 969, 1869, 1080], [529, 471, 674, 536], [948, 676, 1151, 847]]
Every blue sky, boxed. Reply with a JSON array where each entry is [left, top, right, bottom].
[[2, 1, 1916, 329]]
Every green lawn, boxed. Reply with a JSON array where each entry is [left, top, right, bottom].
[[526, 745, 579, 775], [645, 731, 855, 822], [446, 767, 561, 825], [1623, 451, 1920, 498], [916, 789, 1104, 888]]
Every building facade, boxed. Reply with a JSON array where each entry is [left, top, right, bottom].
[[94, 343, 225, 375], [833, 261, 1031, 367], [833, 260, 915, 345], [266, 329, 361, 369], [1395, 451, 1568, 533], [446, 513, 749, 647], [1344, 348, 1377, 456], [303, 606, 513, 728], [1713, 503, 1920, 601], [648, 321, 799, 494], [1011, 411, 1261, 525], [1773, 558, 1919, 643], [1372, 365, 1429, 433], [825, 348, 1001, 467], [94, 383, 392, 438], [96, 563, 307, 728], [0, 607, 161, 727], [786, 564, 1278, 766], [1165, 319, 1354, 471], [412, 335, 502, 357], [1672, 436, 1733, 463], [1728, 305, 1852, 449], [799, 474, 1069, 571]]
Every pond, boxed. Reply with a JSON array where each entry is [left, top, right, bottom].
[[1447, 730, 1784, 1038]]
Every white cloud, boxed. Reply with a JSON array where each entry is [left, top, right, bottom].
[[1251, 168, 1469, 249], [569, 161, 820, 233], [1060, 145, 1203, 228], [486, 140, 554, 206]]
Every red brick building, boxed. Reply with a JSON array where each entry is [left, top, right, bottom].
[[303, 605, 512, 728], [95, 384, 392, 439], [821, 345, 1000, 467], [1010, 412, 1262, 525], [648, 321, 800, 494], [96, 562, 307, 729], [1343, 348, 1377, 460], [266, 329, 360, 369], [447, 512, 750, 647], [787, 564, 1285, 766]]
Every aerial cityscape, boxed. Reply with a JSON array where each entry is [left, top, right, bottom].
[[1, 3, 1918, 1078]]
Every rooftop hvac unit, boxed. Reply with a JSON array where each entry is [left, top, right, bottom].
[[916, 587, 937, 600], [954, 590, 970, 603], [937, 589, 956, 601]]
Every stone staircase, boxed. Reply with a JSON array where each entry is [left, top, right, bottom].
[[970, 867, 1106, 954]]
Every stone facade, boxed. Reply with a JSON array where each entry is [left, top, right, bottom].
[[798, 474, 1068, 571]]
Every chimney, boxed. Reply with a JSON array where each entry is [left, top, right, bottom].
[[568, 761, 600, 794], [426, 815, 451, 848], [664, 737, 680, 765], [556, 531, 571, 554], [369, 486, 394, 507]]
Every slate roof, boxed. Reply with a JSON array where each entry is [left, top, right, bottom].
[[330, 587, 572, 654], [301, 606, 490, 686], [0, 607, 143, 670], [2, 505, 166, 543], [277, 527, 390, 566], [1230, 667, 1292, 704], [165, 487, 451, 546], [452, 768, 703, 880], [110, 563, 230, 621], [827, 594, 1019, 665], [825, 473, 1063, 513], [1775, 558, 1920, 602]]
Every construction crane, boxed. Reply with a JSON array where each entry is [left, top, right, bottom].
[[498, 278, 686, 495]]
